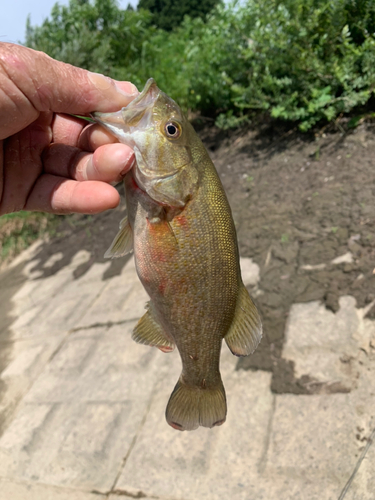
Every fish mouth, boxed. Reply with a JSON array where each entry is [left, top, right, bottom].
[[135, 158, 189, 188], [91, 78, 160, 135]]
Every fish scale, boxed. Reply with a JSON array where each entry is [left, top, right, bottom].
[[92, 78, 262, 431]]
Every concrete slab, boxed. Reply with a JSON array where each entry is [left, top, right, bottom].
[[2, 240, 44, 272], [343, 430, 375, 500], [0, 335, 65, 436], [1, 242, 375, 500], [114, 347, 274, 500], [239, 257, 260, 287], [23, 322, 160, 403], [75, 258, 146, 328], [0, 322, 168, 492], [5, 251, 111, 341], [265, 394, 358, 496], [282, 296, 363, 390], [0, 477, 103, 500]]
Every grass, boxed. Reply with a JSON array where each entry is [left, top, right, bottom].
[[0, 211, 61, 265], [280, 233, 289, 243]]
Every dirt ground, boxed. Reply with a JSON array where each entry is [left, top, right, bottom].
[[24, 122, 375, 395]]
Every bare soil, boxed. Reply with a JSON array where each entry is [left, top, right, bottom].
[[5, 123, 375, 394]]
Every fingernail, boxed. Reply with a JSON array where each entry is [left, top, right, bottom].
[[120, 154, 135, 178], [88, 72, 138, 99], [114, 82, 139, 97], [88, 72, 113, 91]]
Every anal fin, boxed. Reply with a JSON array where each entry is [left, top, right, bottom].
[[225, 284, 262, 356], [104, 215, 133, 259], [132, 302, 175, 353]]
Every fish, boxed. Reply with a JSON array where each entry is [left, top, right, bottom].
[[92, 79, 262, 431]]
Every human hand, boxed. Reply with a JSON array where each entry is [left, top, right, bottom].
[[0, 42, 138, 215]]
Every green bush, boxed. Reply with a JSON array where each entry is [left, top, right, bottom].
[[137, 0, 220, 31], [26, 0, 155, 76], [176, 0, 375, 130], [25, 0, 375, 131]]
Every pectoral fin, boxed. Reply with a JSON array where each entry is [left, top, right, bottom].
[[104, 216, 133, 259], [132, 303, 175, 353], [225, 284, 262, 356]]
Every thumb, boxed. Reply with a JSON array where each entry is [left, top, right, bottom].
[[0, 43, 138, 138]]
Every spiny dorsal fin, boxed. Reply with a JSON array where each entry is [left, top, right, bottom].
[[104, 216, 133, 259], [225, 284, 262, 357], [132, 302, 175, 353]]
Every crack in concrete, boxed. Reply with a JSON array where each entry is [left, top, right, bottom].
[[258, 394, 277, 474], [104, 379, 159, 499], [69, 318, 138, 334], [338, 426, 375, 500], [108, 489, 150, 498]]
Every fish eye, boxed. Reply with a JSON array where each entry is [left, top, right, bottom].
[[164, 121, 181, 139]]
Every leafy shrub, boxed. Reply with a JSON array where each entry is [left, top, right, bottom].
[[137, 0, 220, 31], [26, 0, 155, 76], [25, 0, 375, 130], [177, 0, 375, 130]]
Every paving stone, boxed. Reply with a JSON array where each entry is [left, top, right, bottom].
[[114, 347, 273, 500], [0, 336, 65, 436], [76, 258, 148, 328], [0, 400, 145, 492], [0, 477, 102, 500], [344, 433, 375, 500], [265, 393, 359, 497], [0, 323, 167, 492], [24, 322, 159, 403], [344, 347, 375, 445], [43, 252, 64, 269], [3, 240, 44, 271], [5, 250, 104, 337], [8, 261, 110, 339], [282, 296, 362, 389], [8, 279, 41, 317], [2, 240, 375, 500], [239, 257, 260, 287]]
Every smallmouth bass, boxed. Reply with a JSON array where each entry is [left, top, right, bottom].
[[92, 79, 262, 431]]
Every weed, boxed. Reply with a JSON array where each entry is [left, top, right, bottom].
[[0, 212, 60, 265], [281, 233, 289, 243]]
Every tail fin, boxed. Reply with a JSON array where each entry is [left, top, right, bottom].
[[166, 379, 226, 431]]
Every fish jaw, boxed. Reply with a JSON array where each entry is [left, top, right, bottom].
[[90, 110, 153, 151], [91, 109, 135, 149], [91, 78, 160, 147]]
